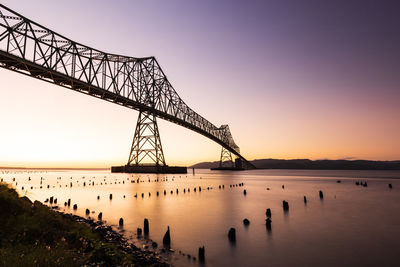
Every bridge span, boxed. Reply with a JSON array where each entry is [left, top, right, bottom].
[[0, 4, 255, 172]]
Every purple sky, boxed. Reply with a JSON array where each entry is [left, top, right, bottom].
[[1, 0, 399, 167]]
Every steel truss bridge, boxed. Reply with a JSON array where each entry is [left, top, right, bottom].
[[0, 4, 255, 170]]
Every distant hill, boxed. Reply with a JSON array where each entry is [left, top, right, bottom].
[[191, 159, 400, 170]]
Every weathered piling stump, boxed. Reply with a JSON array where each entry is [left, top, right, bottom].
[[304, 196, 307, 203], [141, 193, 144, 198], [97, 195, 100, 200], [266, 218, 272, 230], [157, 191, 159, 196], [319, 190, 324, 199], [266, 208, 272, 217], [228, 228, 236, 242], [163, 226, 171, 247], [73, 204, 77, 210], [198, 246, 205, 262], [137, 228, 142, 236], [144, 218, 149, 235], [243, 189, 247, 195], [389, 183, 393, 189], [50, 196, 54, 204], [98, 212, 102, 220], [243, 218, 250, 226], [85, 208, 90, 215], [119, 217, 124, 227], [282, 185, 285, 189], [283, 200, 289, 211], [67, 199, 71, 206], [109, 194, 113, 200]]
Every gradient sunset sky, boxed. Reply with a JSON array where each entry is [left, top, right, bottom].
[[0, 0, 399, 168]]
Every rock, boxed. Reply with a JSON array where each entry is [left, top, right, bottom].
[[119, 217, 124, 227], [198, 246, 205, 262], [144, 218, 149, 235], [266, 208, 271, 217], [243, 189, 247, 195], [152, 241, 158, 248], [243, 218, 250, 225], [137, 228, 142, 236], [283, 200, 289, 211], [98, 212, 102, 220], [389, 183, 393, 189], [319, 190, 324, 199], [228, 228, 236, 242], [163, 226, 171, 247]]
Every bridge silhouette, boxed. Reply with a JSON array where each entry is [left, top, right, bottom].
[[0, 4, 255, 172]]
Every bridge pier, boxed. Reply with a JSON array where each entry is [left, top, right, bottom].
[[112, 110, 187, 174], [211, 146, 244, 171]]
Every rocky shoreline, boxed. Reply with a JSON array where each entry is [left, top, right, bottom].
[[60, 213, 170, 266]]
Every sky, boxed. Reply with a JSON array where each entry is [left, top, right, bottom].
[[0, 0, 399, 168]]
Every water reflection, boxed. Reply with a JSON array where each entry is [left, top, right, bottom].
[[0, 169, 400, 266]]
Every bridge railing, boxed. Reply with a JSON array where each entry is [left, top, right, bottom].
[[0, 4, 243, 157]]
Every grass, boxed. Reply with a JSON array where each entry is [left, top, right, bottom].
[[0, 183, 133, 266]]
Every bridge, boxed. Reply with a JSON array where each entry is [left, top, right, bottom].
[[0, 4, 255, 172]]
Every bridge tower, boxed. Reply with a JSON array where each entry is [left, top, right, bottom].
[[127, 110, 166, 166], [219, 146, 234, 168]]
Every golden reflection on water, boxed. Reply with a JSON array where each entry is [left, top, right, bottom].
[[1, 169, 400, 267]]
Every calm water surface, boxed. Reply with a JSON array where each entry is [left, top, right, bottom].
[[1, 169, 400, 267]]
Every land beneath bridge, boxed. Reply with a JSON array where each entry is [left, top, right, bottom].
[[192, 159, 400, 170]]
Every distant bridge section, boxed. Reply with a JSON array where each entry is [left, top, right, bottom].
[[0, 4, 254, 168]]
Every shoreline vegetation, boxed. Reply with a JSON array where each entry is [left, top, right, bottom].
[[0, 183, 168, 266], [192, 159, 400, 170]]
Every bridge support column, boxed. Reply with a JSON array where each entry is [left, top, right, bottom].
[[219, 146, 234, 168], [127, 110, 166, 166]]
